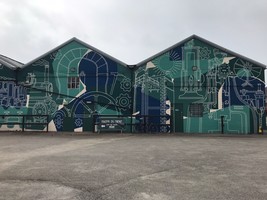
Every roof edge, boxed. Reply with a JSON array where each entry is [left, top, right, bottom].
[[73, 37, 128, 67], [9, 35, 267, 70], [193, 35, 266, 69], [22, 37, 128, 69], [0, 59, 17, 70], [136, 34, 266, 69], [136, 35, 195, 67], [0, 54, 24, 70], [22, 37, 77, 68]]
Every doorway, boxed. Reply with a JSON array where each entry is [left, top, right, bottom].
[[173, 103, 183, 132]]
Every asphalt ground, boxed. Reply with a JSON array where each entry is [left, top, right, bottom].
[[0, 133, 267, 200]]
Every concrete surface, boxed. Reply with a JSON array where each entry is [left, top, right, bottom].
[[0, 133, 267, 200]]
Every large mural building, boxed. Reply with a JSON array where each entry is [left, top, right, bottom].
[[0, 35, 265, 134]]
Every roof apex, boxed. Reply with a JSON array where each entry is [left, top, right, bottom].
[[136, 34, 266, 69], [22, 37, 128, 68]]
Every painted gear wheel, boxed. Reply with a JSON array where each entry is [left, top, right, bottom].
[[116, 93, 131, 108], [44, 99, 57, 115], [120, 78, 132, 92], [33, 102, 47, 115], [199, 47, 211, 60], [32, 102, 47, 122]]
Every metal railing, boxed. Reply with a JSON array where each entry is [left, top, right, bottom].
[[0, 115, 49, 132]]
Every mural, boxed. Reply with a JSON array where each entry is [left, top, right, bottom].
[[134, 38, 265, 134], [51, 47, 132, 132], [0, 36, 265, 134], [0, 39, 132, 132]]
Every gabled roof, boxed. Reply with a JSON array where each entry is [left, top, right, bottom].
[[1, 35, 266, 70], [136, 35, 266, 69], [22, 37, 128, 69], [0, 54, 24, 70]]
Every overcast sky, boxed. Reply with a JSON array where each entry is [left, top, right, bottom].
[[0, 0, 266, 73]]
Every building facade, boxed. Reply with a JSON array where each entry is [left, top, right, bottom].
[[0, 35, 265, 134]]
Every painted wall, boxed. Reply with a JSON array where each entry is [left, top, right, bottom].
[[0, 37, 265, 134], [134, 38, 265, 134], [0, 63, 27, 130], [1, 40, 132, 132]]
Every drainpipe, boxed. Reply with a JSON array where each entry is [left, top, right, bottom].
[[221, 115, 224, 134], [129, 65, 136, 133]]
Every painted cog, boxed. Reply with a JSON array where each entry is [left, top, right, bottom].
[[116, 93, 131, 108], [120, 78, 131, 92], [33, 102, 47, 115], [44, 99, 58, 115], [199, 47, 211, 60], [32, 102, 47, 122]]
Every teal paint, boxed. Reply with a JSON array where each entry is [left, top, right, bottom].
[[0, 36, 265, 134]]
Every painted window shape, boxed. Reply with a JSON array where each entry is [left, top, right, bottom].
[[189, 103, 204, 117], [68, 77, 80, 89]]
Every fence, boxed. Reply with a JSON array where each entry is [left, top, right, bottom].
[[0, 115, 49, 132]]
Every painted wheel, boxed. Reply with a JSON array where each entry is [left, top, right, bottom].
[[234, 59, 261, 79], [32, 102, 47, 122]]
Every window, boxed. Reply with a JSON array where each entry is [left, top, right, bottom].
[[68, 77, 80, 89], [189, 103, 204, 117]]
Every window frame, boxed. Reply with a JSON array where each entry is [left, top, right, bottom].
[[67, 76, 80, 89]]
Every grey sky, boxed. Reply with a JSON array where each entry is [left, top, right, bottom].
[[0, 0, 266, 74]]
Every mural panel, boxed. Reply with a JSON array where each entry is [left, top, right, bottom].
[[0, 36, 265, 134], [14, 40, 132, 132], [134, 38, 265, 134]]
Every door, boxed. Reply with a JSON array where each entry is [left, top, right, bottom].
[[173, 103, 183, 132]]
